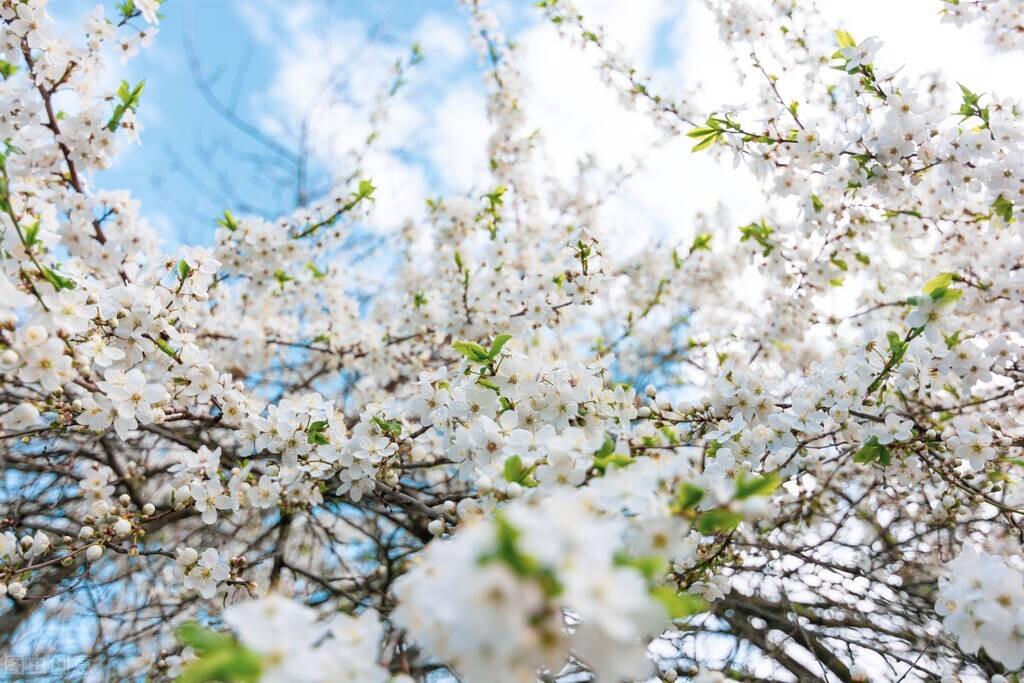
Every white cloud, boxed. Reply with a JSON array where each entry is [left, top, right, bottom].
[[426, 83, 490, 192], [414, 14, 471, 64], [232, 0, 1024, 245]]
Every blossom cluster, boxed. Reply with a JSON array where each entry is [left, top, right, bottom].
[[221, 594, 393, 683], [393, 489, 673, 683], [936, 545, 1024, 669], [940, 0, 1024, 52], [1, 0, 1024, 680]]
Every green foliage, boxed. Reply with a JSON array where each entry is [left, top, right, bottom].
[[452, 334, 513, 365], [833, 29, 857, 49], [107, 80, 146, 132], [922, 272, 963, 304], [217, 209, 239, 232], [479, 185, 506, 238], [370, 416, 402, 437], [922, 272, 954, 296], [688, 232, 713, 254], [502, 454, 539, 488], [734, 471, 781, 500], [650, 586, 708, 619], [992, 194, 1014, 223], [592, 435, 633, 473], [175, 623, 262, 683], [672, 482, 705, 513], [272, 270, 293, 290], [614, 553, 666, 581], [452, 340, 489, 363], [154, 337, 178, 361], [41, 266, 75, 291], [357, 179, 376, 200], [686, 116, 726, 152], [306, 420, 330, 445], [854, 435, 891, 466], [593, 451, 633, 472], [479, 515, 562, 597], [957, 83, 991, 129], [739, 219, 775, 256], [695, 509, 743, 535], [22, 217, 41, 249]]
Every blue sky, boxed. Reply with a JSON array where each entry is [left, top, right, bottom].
[[53, 0, 706, 250], [80, 0, 476, 245], [53, 0, 1024, 252]]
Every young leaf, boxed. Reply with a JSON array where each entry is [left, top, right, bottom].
[[488, 334, 513, 359], [452, 340, 490, 363], [696, 509, 743, 534], [922, 272, 955, 297], [650, 586, 708, 619], [734, 471, 781, 500]]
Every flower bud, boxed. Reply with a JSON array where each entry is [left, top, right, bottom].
[[113, 518, 132, 537]]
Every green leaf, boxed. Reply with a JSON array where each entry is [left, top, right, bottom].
[[650, 586, 708, 619], [834, 29, 857, 48], [992, 195, 1014, 223], [357, 179, 376, 199], [614, 553, 666, 581], [273, 270, 293, 289], [691, 131, 720, 152], [176, 259, 192, 281], [176, 646, 262, 683], [452, 340, 490, 363], [739, 219, 775, 256], [686, 127, 719, 138], [488, 334, 513, 359], [853, 436, 891, 466], [933, 288, 962, 304], [107, 80, 145, 132], [40, 266, 76, 291], [177, 623, 234, 653], [923, 272, 955, 297], [217, 209, 239, 232], [370, 416, 402, 437], [502, 455, 538, 487], [734, 471, 781, 500], [23, 217, 41, 248], [306, 420, 330, 445], [674, 482, 705, 512], [503, 454, 524, 483], [695, 509, 743, 535], [481, 515, 562, 597], [688, 232, 713, 254], [0, 60, 18, 80], [154, 337, 178, 360], [594, 452, 633, 473]]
